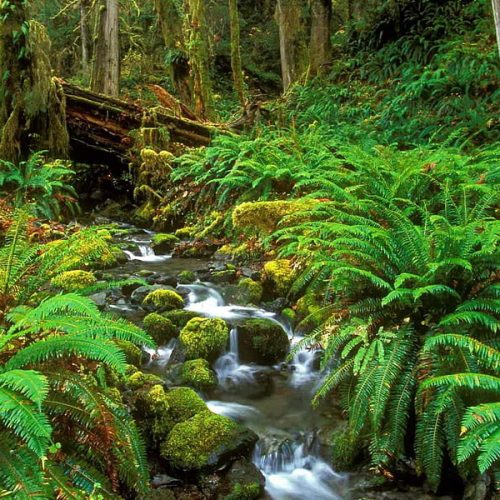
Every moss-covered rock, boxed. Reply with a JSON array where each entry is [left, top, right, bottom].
[[175, 226, 196, 239], [178, 270, 196, 284], [151, 233, 179, 253], [238, 319, 289, 365], [127, 371, 164, 390], [51, 270, 97, 292], [236, 278, 263, 305], [143, 313, 177, 344], [115, 340, 143, 368], [281, 307, 296, 325], [211, 269, 237, 284], [262, 259, 295, 297], [164, 387, 207, 425], [143, 289, 184, 312], [180, 359, 218, 391], [232, 200, 317, 234], [160, 411, 258, 472], [295, 293, 326, 329], [133, 201, 156, 226], [179, 317, 229, 361], [163, 309, 200, 330]]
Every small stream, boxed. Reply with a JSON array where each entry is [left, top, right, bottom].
[[108, 226, 350, 499]]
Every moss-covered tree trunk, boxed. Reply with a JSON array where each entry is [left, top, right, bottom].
[[80, 0, 92, 77], [0, 1, 68, 162], [185, 0, 214, 120], [493, 0, 500, 58], [309, 0, 332, 76], [229, 0, 246, 106], [276, 0, 308, 91], [155, 0, 193, 106], [91, 0, 120, 96]]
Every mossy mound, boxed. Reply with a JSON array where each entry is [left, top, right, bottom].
[[180, 359, 218, 391], [178, 270, 196, 284], [179, 317, 229, 361], [127, 370, 164, 390], [115, 340, 143, 368], [51, 270, 97, 292], [236, 278, 263, 305], [295, 293, 326, 329], [164, 387, 207, 425], [163, 309, 200, 329], [211, 269, 237, 283], [281, 307, 296, 326], [143, 289, 184, 312], [262, 259, 295, 297], [143, 313, 177, 344], [160, 411, 258, 472], [175, 226, 196, 239], [238, 319, 289, 365], [151, 233, 179, 253], [232, 200, 316, 234]]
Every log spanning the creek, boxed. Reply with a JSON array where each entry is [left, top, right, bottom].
[[60, 81, 220, 166]]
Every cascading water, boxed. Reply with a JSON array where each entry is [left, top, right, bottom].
[[185, 282, 349, 499], [124, 240, 172, 262]]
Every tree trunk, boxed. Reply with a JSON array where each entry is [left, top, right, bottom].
[[80, 0, 92, 76], [0, 3, 68, 162], [229, 0, 246, 106], [309, 0, 332, 76], [493, 0, 500, 58], [185, 0, 214, 120], [155, 0, 193, 105], [91, 0, 120, 96], [276, 0, 308, 91]]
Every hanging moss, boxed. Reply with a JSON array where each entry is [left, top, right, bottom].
[[0, 12, 68, 162]]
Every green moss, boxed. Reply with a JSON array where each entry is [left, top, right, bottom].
[[232, 200, 317, 234], [238, 319, 290, 365], [331, 429, 359, 471], [143, 313, 177, 344], [164, 387, 207, 424], [143, 289, 184, 311], [51, 270, 97, 292], [134, 201, 156, 226], [151, 233, 179, 252], [160, 411, 244, 471], [281, 307, 296, 325], [236, 278, 263, 304], [127, 371, 164, 390], [178, 270, 196, 284], [179, 317, 229, 361], [224, 482, 261, 500], [263, 259, 295, 296], [211, 269, 236, 283], [114, 340, 142, 368], [164, 310, 199, 329], [180, 359, 218, 391], [175, 226, 196, 239]]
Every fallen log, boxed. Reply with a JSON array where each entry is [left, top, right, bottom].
[[60, 81, 220, 167]]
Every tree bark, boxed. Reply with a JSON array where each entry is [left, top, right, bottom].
[[80, 0, 92, 76], [493, 0, 500, 59], [229, 0, 246, 106], [155, 0, 193, 105], [309, 0, 332, 76], [0, 3, 68, 162], [91, 0, 120, 96], [185, 0, 214, 120], [276, 0, 308, 91]]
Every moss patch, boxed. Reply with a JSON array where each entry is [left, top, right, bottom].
[[180, 359, 218, 391], [143, 313, 177, 344], [151, 233, 179, 253], [263, 259, 295, 296], [114, 340, 143, 368], [164, 309, 200, 329], [51, 270, 97, 292], [143, 289, 184, 312], [179, 317, 229, 361]]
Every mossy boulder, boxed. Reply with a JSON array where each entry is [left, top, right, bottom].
[[127, 370, 164, 390], [51, 270, 97, 292], [210, 269, 237, 284], [115, 340, 143, 368], [262, 259, 295, 297], [179, 317, 229, 361], [178, 270, 196, 284], [143, 289, 184, 312], [164, 387, 207, 425], [143, 313, 177, 345], [238, 319, 289, 365], [295, 293, 325, 329], [232, 200, 317, 234], [160, 411, 258, 472], [281, 307, 296, 326], [151, 233, 179, 253], [175, 226, 196, 239], [164, 309, 200, 330], [222, 459, 265, 500], [180, 359, 218, 391], [133, 201, 156, 226], [235, 278, 263, 305]]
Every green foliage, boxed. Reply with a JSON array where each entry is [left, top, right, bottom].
[[0, 151, 78, 219]]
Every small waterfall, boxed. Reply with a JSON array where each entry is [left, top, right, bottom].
[[144, 338, 177, 369], [206, 401, 261, 421], [229, 327, 239, 363], [124, 242, 172, 262]]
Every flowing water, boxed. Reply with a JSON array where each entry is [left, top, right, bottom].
[[111, 228, 350, 499]]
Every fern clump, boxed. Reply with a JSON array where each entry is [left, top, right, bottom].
[[51, 270, 97, 292], [179, 317, 229, 361]]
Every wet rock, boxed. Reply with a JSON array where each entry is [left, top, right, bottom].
[[137, 269, 156, 277], [238, 319, 290, 365], [178, 270, 196, 284], [90, 292, 107, 308], [151, 474, 182, 488], [139, 489, 175, 500], [210, 269, 237, 284], [131, 285, 177, 305], [151, 233, 179, 253], [221, 459, 265, 500], [262, 297, 290, 312], [174, 239, 220, 258]]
